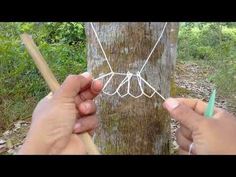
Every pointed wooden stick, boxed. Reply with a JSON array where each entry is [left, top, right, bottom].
[[21, 33, 100, 155]]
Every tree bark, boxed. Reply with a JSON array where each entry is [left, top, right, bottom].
[[86, 22, 179, 154]]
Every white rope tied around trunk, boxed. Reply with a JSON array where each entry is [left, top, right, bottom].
[[91, 22, 167, 100]]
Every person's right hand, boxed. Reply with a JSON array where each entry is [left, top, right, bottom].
[[19, 72, 103, 155], [163, 98, 236, 155]]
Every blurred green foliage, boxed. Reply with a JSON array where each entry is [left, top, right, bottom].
[[0, 22, 86, 131], [178, 22, 236, 102], [178, 22, 236, 61]]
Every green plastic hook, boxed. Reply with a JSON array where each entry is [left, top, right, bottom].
[[204, 89, 216, 118]]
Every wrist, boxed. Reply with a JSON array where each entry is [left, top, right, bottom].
[[18, 127, 51, 154], [18, 135, 50, 154]]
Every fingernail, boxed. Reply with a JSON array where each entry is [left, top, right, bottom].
[[81, 72, 91, 78], [164, 98, 179, 111], [74, 123, 81, 131], [93, 80, 103, 92]]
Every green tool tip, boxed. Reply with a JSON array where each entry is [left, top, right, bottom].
[[204, 89, 216, 118]]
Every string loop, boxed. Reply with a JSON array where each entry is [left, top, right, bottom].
[[91, 22, 167, 100]]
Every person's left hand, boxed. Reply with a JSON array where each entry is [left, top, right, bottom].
[[18, 72, 103, 154]]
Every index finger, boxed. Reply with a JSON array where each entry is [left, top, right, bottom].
[[54, 73, 92, 98], [78, 79, 103, 101]]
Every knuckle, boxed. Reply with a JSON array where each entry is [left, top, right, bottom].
[[171, 104, 185, 117], [66, 74, 77, 82], [193, 98, 201, 104], [87, 99, 95, 105], [83, 100, 97, 113], [79, 92, 87, 101]]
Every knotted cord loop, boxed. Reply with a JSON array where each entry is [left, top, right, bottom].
[[91, 22, 167, 100]]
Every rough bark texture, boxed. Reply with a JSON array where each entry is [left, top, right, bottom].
[[169, 23, 179, 70], [86, 22, 179, 154]]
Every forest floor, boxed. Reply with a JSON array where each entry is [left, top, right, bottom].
[[170, 60, 236, 154], [0, 60, 235, 155]]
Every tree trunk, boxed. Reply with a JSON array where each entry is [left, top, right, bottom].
[[85, 22, 179, 154]]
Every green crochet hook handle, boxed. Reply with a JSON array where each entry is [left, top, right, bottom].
[[204, 89, 216, 118]]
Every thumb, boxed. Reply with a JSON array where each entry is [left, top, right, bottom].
[[163, 98, 203, 131], [55, 72, 92, 98]]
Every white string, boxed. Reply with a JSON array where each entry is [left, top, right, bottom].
[[91, 22, 167, 100], [90, 23, 113, 72], [139, 22, 168, 73]]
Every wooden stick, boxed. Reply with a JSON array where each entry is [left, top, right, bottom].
[[21, 33, 100, 155]]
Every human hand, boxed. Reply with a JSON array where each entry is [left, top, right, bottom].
[[163, 98, 236, 155], [19, 72, 103, 154]]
